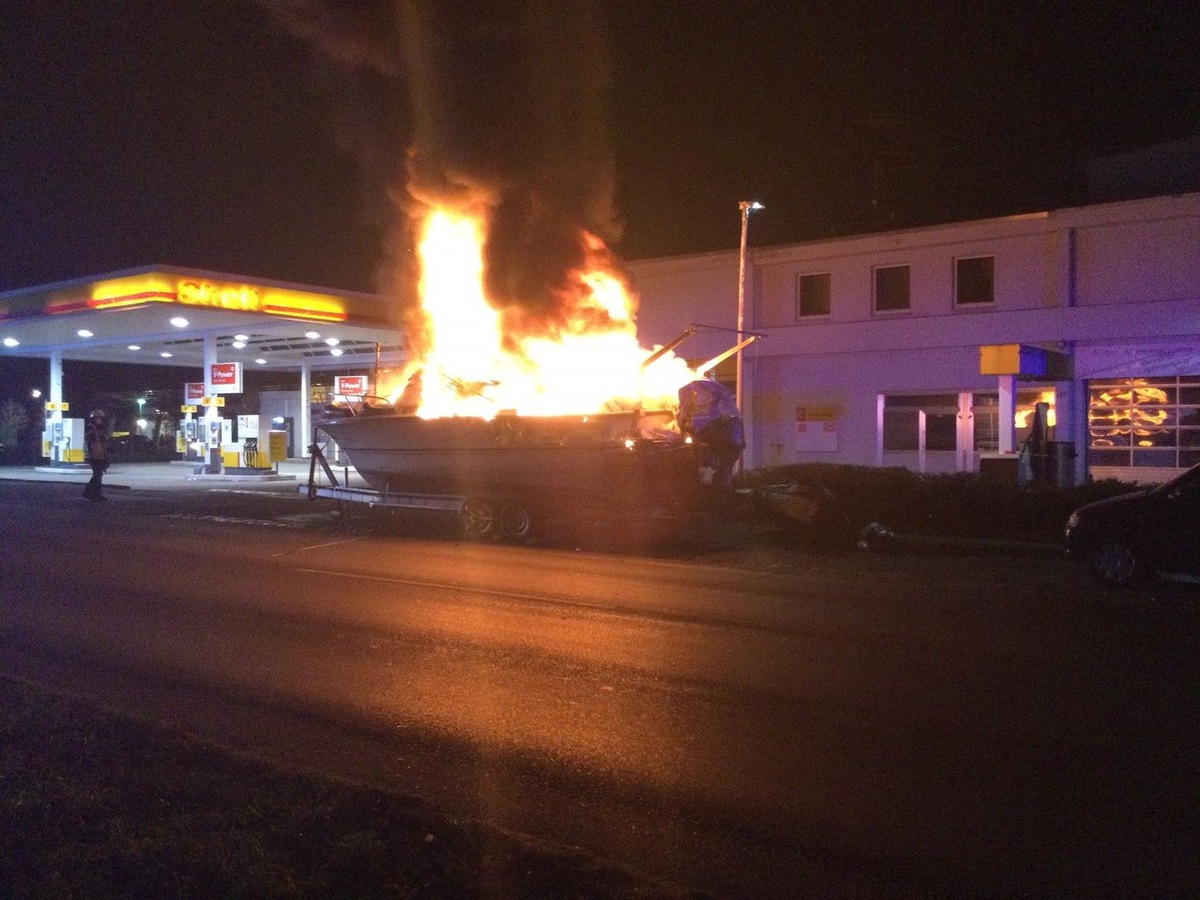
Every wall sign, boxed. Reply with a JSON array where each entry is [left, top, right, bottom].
[[796, 406, 839, 452], [178, 280, 262, 312], [210, 362, 243, 394], [334, 375, 369, 397]]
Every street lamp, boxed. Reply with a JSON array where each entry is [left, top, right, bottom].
[[136, 397, 146, 434], [736, 200, 763, 469]]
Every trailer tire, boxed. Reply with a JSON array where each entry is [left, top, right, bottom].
[[461, 497, 498, 540], [500, 501, 534, 542]]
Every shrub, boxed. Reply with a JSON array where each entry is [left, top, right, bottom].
[[0, 399, 31, 462]]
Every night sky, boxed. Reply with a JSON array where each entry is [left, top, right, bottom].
[[2, 0, 1198, 298]]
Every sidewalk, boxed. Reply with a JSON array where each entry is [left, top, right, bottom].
[[0, 459, 369, 492]]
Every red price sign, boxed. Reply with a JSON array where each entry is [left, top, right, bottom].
[[335, 375, 369, 396], [211, 363, 238, 385], [209, 362, 243, 394]]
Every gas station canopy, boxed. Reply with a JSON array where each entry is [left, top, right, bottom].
[[0, 264, 406, 371]]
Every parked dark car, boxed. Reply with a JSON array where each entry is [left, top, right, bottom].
[[107, 433, 170, 462], [1064, 462, 1200, 585]]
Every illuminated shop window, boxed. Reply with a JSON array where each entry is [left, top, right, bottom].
[[971, 389, 1056, 452], [1088, 376, 1200, 469]]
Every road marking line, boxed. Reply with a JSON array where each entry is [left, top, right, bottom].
[[295, 566, 550, 604], [281, 537, 368, 556]]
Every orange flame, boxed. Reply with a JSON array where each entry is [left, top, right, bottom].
[[395, 206, 696, 419]]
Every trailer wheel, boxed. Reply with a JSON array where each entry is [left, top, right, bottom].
[[461, 497, 497, 540], [500, 501, 534, 542]]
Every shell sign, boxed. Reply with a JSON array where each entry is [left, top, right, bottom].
[[178, 280, 261, 311]]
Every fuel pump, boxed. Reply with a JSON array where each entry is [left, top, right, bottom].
[[42, 420, 55, 461], [47, 418, 85, 463], [179, 417, 204, 460], [206, 416, 225, 473], [236, 414, 269, 468]]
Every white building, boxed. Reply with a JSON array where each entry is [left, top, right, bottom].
[[629, 192, 1200, 484]]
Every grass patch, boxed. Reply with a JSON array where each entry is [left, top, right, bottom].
[[0, 676, 698, 899]]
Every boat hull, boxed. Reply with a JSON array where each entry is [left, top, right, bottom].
[[314, 410, 702, 515]]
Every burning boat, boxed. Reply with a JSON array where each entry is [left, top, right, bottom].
[[282, 2, 754, 538], [308, 204, 747, 537], [313, 378, 745, 538]]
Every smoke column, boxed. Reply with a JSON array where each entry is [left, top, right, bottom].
[[259, 0, 623, 348]]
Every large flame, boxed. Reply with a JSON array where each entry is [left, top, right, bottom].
[[393, 206, 696, 419]]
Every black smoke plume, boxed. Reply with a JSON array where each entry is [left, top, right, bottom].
[[258, 0, 623, 346]]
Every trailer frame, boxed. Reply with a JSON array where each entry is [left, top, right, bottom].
[[301, 438, 541, 541]]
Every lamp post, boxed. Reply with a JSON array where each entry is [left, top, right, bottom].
[[736, 200, 763, 470], [136, 397, 145, 434]]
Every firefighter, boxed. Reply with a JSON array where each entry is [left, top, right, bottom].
[[83, 409, 109, 501]]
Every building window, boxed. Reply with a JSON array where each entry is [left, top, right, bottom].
[[883, 394, 958, 451], [1088, 376, 1200, 469], [882, 408, 919, 451], [796, 272, 831, 318], [972, 394, 1000, 451], [955, 256, 994, 305], [874, 265, 910, 312], [971, 389, 1056, 451]]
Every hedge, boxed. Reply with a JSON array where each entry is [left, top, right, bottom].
[[739, 464, 1145, 544]]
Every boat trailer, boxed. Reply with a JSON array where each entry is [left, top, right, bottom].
[[302, 439, 464, 510], [300, 438, 535, 541]]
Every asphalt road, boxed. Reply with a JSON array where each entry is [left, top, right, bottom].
[[1, 478, 1197, 898]]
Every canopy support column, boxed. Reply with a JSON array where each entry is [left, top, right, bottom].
[[203, 335, 221, 473], [998, 375, 1016, 454], [45, 350, 64, 462], [299, 361, 311, 458]]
